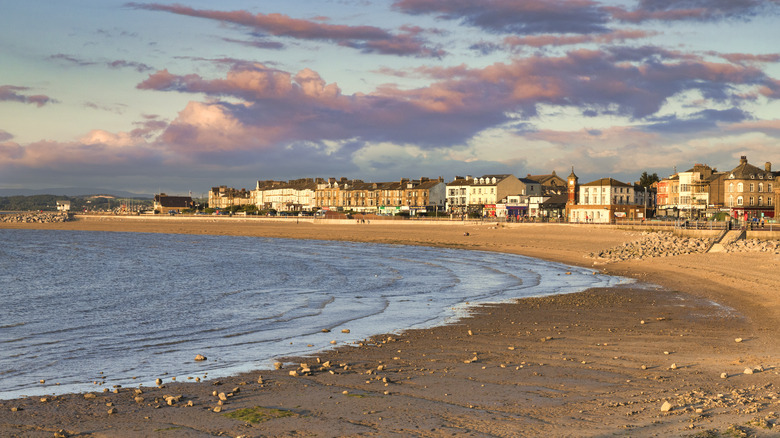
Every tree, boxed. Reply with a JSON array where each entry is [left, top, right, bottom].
[[638, 171, 660, 188]]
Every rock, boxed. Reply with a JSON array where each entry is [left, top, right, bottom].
[[257, 376, 264, 384], [735, 338, 743, 343], [107, 407, 117, 414], [218, 392, 228, 401], [134, 396, 144, 403], [195, 354, 207, 361], [213, 406, 222, 413], [670, 363, 677, 370], [744, 368, 754, 375], [155, 378, 162, 385], [84, 393, 97, 399], [321, 329, 330, 333], [274, 362, 283, 370], [661, 401, 673, 412], [721, 373, 728, 379], [341, 329, 350, 333]]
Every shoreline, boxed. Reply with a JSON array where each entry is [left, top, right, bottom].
[[1, 217, 779, 436]]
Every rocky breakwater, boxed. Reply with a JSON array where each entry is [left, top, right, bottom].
[[588, 232, 712, 263], [0, 212, 72, 224], [723, 239, 780, 254]]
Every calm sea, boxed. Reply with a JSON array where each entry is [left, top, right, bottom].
[[0, 229, 626, 399]]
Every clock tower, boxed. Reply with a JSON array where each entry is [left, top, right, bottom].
[[567, 167, 578, 205]]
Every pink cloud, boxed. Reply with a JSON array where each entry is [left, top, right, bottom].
[[717, 52, 780, 65], [726, 119, 780, 135], [504, 29, 653, 48], [129, 3, 441, 57], [0, 85, 56, 107], [133, 46, 780, 157]]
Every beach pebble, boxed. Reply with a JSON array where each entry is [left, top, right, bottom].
[[735, 338, 743, 343], [341, 329, 350, 333], [660, 401, 673, 412], [84, 393, 97, 399], [744, 368, 754, 375], [107, 407, 117, 415], [321, 329, 330, 333], [218, 392, 228, 401], [39, 380, 45, 384], [10, 407, 21, 412], [155, 378, 162, 385], [720, 373, 728, 379], [670, 363, 677, 370], [195, 354, 207, 361], [257, 376, 264, 384], [274, 362, 283, 370], [213, 406, 222, 413], [134, 396, 144, 403]]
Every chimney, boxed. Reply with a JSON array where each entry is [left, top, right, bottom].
[[766, 162, 772, 172], [740, 156, 748, 165]]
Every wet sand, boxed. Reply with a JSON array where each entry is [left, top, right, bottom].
[[1, 216, 779, 437]]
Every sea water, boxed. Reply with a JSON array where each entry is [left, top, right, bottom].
[[0, 229, 627, 399]]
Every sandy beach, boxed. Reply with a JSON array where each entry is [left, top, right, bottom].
[[1, 216, 779, 437]]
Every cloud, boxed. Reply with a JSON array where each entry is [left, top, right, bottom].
[[610, 0, 780, 23], [641, 108, 752, 134], [0, 85, 56, 107], [393, 0, 612, 35], [107, 60, 154, 72], [51, 54, 153, 72], [222, 37, 285, 50], [132, 44, 780, 163], [0, 129, 13, 142], [128, 3, 443, 57], [714, 52, 780, 66], [504, 29, 654, 48]]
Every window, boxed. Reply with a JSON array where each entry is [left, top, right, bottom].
[[750, 183, 755, 192], [749, 196, 754, 206], [769, 197, 774, 207], [729, 182, 734, 192], [729, 195, 734, 207], [758, 196, 763, 206], [759, 183, 764, 192], [738, 183, 744, 192], [737, 196, 743, 206]]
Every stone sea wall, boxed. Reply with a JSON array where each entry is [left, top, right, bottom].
[[0, 212, 72, 223], [722, 239, 780, 254], [589, 232, 713, 262], [590, 231, 780, 262]]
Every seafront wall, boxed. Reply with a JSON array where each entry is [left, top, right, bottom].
[[0, 212, 71, 223]]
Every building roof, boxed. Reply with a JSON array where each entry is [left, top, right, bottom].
[[541, 193, 568, 205], [728, 156, 774, 180], [526, 171, 565, 186], [155, 195, 193, 208], [581, 178, 632, 188]]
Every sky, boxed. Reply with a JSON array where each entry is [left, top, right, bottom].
[[2, 0, 780, 195]]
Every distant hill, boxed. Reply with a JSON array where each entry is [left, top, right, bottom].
[[0, 187, 153, 198]]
